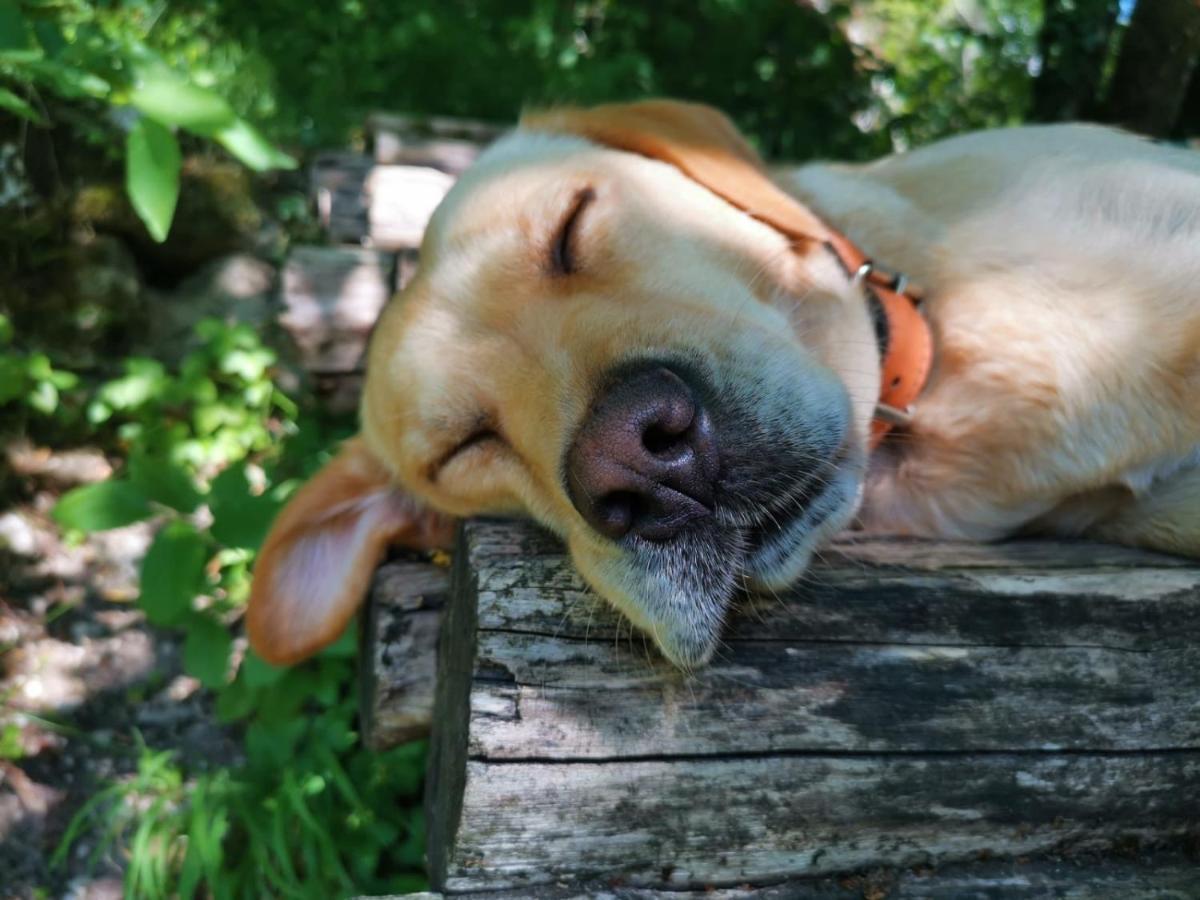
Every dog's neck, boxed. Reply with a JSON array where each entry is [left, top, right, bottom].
[[822, 232, 933, 449]]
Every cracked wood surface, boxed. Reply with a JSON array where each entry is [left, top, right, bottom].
[[365, 519, 1200, 894]]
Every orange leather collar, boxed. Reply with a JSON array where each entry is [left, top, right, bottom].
[[825, 232, 933, 449]]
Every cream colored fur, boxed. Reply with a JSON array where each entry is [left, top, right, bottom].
[[248, 106, 1200, 667], [784, 124, 1200, 553]]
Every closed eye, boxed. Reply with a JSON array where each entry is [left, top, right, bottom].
[[435, 426, 502, 473], [549, 187, 595, 276]]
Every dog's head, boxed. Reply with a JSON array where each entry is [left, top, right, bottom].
[[248, 100, 882, 669]]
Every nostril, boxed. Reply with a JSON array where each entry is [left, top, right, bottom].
[[643, 421, 692, 457], [593, 491, 637, 539]]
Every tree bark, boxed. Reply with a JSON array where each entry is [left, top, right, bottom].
[[1098, 0, 1200, 136]]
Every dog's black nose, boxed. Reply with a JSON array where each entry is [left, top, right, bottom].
[[566, 366, 719, 542]]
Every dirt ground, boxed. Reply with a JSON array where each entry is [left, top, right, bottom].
[[0, 444, 239, 900]]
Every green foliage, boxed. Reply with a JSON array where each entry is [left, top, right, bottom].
[[0, 314, 81, 418], [868, 0, 1043, 147], [197, 0, 887, 159], [1, 0, 294, 242], [47, 320, 426, 897]]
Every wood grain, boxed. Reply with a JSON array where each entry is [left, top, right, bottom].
[[418, 519, 1200, 894]]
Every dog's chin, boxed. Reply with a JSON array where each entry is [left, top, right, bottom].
[[740, 461, 864, 589], [582, 453, 864, 671], [588, 525, 744, 671]]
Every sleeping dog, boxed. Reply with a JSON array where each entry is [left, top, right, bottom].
[[248, 100, 1200, 669]]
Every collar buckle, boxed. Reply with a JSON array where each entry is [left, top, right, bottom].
[[853, 259, 914, 300]]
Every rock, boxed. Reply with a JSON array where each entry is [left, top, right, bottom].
[[72, 157, 264, 282], [145, 253, 278, 359], [5, 442, 114, 489]]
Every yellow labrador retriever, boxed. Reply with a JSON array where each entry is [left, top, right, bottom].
[[248, 100, 1200, 669]]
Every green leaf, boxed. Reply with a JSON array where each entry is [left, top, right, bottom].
[[126, 117, 181, 243], [128, 454, 203, 514], [242, 649, 287, 687], [184, 615, 232, 689], [96, 357, 167, 411], [0, 313, 12, 344], [139, 521, 208, 626], [0, 87, 45, 124], [128, 61, 236, 133], [21, 58, 108, 98], [26, 378, 56, 414], [214, 676, 258, 722], [0, 1, 28, 51], [209, 463, 282, 550], [53, 480, 151, 532], [214, 118, 296, 172], [32, 19, 65, 58]]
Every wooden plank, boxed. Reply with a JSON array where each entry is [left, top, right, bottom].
[[461, 521, 1200, 651], [367, 165, 455, 250], [356, 853, 1200, 897], [361, 561, 448, 750], [367, 111, 506, 145], [438, 754, 1198, 892], [310, 152, 373, 245], [279, 245, 394, 374], [424, 519, 1200, 894], [466, 634, 1200, 757], [370, 137, 484, 174]]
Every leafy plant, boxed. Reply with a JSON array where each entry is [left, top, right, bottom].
[[49, 320, 428, 897], [0, 313, 80, 418], [0, 0, 295, 241]]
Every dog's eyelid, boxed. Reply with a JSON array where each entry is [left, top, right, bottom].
[[549, 186, 595, 276], [432, 421, 507, 476]]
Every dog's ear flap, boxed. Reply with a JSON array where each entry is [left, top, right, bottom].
[[246, 437, 454, 666], [523, 99, 830, 246]]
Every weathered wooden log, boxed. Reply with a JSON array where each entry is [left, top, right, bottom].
[[310, 152, 374, 245], [279, 246, 395, 374], [309, 155, 455, 251], [358, 852, 1200, 898], [361, 561, 449, 750], [367, 166, 455, 251], [420, 520, 1200, 894], [367, 112, 506, 168]]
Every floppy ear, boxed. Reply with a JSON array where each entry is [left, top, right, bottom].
[[246, 437, 455, 666], [522, 99, 830, 246]]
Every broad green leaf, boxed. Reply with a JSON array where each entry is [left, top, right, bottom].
[[0, 355, 23, 404], [183, 615, 232, 688], [32, 19, 65, 57], [214, 676, 257, 722], [0, 87, 45, 124], [54, 480, 151, 532], [96, 357, 167, 411], [22, 58, 108, 98], [128, 454, 203, 514], [209, 463, 282, 550], [26, 378, 56, 414], [0, 313, 12, 344], [0, 2, 28, 51], [214, 118, 296, 172], [319, 625, 357, 659], [128, 61, 235, 133], [242, 649, 287, 687], [126, 117, 181, 243], [140, 521, 207, 626]]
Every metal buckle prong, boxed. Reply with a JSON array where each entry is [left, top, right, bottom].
[[874, 402, 915, 426], [852, 261, 873, 287]]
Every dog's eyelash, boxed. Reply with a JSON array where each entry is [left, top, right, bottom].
[[550, 187, 595, 276], [437, 427, 501, 471]]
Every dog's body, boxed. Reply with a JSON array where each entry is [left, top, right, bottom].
[[785, 124, 1200, 551], [247, 103, 1200, 669]]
